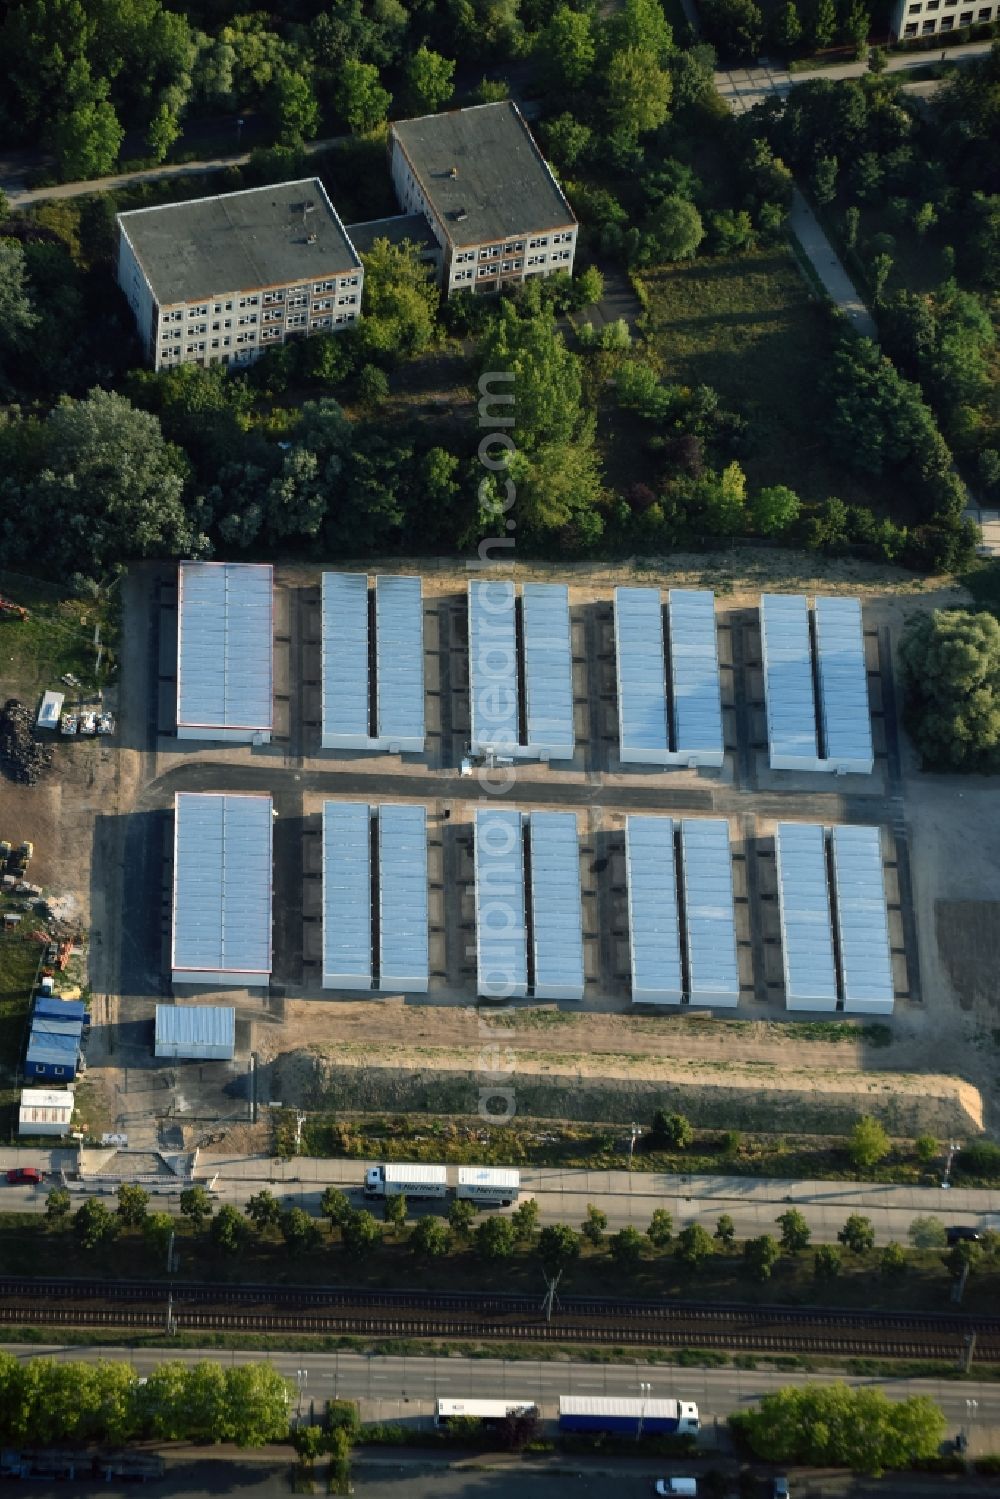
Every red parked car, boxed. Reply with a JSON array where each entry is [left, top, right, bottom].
[[6, 1167, 44, 1185]]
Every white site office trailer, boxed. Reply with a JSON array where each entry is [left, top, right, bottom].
[[322, 801, 373, 990], [614, 587, 670, 765], [378, 802, 430, 993], [473, 807, 528, 999], [831, 824, 894, 1014], [680, 818, 739, 1007], [668, 589, 724, 768], [774, 821, 838, 1011], [170, 792, 273, 987], [528, 811, 585, 1001], [625, 815, 682, 1004], [175, 561, 273, 743], [814, 596, 873, 775]]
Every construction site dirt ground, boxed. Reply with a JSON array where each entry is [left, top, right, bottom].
[[7, 551, 1000, 1146]]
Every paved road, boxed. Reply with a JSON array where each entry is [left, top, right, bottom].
[[789, 187, 876, 338], [714, 40, 995, 113], [4, 1149, 1000, 1245]]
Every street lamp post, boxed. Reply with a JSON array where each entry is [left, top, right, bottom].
[[295, 1368, 308, 1425], [964, 1397, 978, 1453], [942, 1142, 961, 1188], [636, 1380, 651, 1443], [628, 1123, 641, 1169]]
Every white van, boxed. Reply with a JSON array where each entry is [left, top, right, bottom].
[[654, 1481, 697, 1497]]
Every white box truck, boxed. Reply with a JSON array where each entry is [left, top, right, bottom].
[[457, 1166, 520, 1206], [364, 1163, 448, 1200]]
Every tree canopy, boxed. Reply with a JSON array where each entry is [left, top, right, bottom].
[[734, 1383, 945, 1475], [899, 610, 1000, 773]]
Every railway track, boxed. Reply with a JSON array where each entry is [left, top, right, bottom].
[[0, 1278, 995, 1361]]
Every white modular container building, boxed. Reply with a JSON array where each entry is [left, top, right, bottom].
[[474, 807, 528, 999], [528, 812, 585, 1001], [322, 801, 373, 990], [680, 818, 739, 1007], [831, 824, 894, 1014], [522, 583, 575, 761], [171, 792, 273, 987], [36, 691, 64, 731], [375, 574, 425, 753], [378, 803, 429, 993], [760, 594, 820, 771], [321, 572, 370, 750], [814, 596, 873, 775], [18, 1087, 74, 1137], [774, 822, 838, 1011], [614, 587, 670, 765], [456, 1166, 521, 1203], [469, 578, 519, 757], [154, 1003, 236, 1060], [176, 561, 273, 743], [668, 589, 724, 768], [625, 815, 682, 1004]]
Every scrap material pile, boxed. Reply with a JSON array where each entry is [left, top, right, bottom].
[[0, 700, 52, 784]]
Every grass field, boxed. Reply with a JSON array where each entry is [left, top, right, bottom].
[[0, 922, 41, 1130], [0, 573, 112, 699], [633, 249, 900, 510]]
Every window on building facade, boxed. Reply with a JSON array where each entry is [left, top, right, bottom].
[[263, 291, 284, 305], [347, 275, 360, 287], [311, 316, 333, 328], [261, 327, 280, 341], [940, 11, 954, 22], [977, 4, 991, 14], [960, 8, 973, 17], [287, 312, 307, 326], [312, 298, 333, 311], [904, 17, 918, 26], [927, 1, 939, 10], [238, 295, 259, 308], [528, 236, 548, 249]]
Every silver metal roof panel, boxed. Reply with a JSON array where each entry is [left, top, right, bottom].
[[831, 824, 894, 1013], [474, 807, 527, 998], [760, 594, 819, 770], [614, 587, 669, 764], [322, 801, 372, 989], [154, 1004, 236, 1056], [529, 812, 584, 1001], [522, 583, 574, 760], [680, 818, 739, 1006], [176, 562, 273, 734], [378, 803, 429, 993], [669, 590, 724, 766], [774, 822, 837, 1009], [625, 815, 682, 1004], [375, 575, 425, 751], [814, 596, 873, 774], [171, 792, 273, 982], [469, 579, 519, 755], [321, 572, 370, 748]]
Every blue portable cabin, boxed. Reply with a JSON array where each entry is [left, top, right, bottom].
[[558, 1396, 700, 1436], [34, 996, 90, 1027], [24, 1014, 83, 1082]]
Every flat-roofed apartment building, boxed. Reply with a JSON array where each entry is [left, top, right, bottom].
[[116, 178, 363, 370], [892, 0, 997, 37], [389, 101, 578, 297]]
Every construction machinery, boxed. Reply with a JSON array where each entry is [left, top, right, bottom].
[[0, 596, 29, 621]]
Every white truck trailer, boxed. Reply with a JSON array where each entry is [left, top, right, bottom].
[[364, 1163, 448, 1200], [456, 1166, 520, 1206]]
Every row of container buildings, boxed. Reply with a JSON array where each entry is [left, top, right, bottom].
[[173, 563, 874, 774]]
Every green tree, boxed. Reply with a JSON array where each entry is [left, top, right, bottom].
[[772, 0, 802, 49], [448, 1198, 477, 1238], [281, 1206, 322, 1255], [404, 46, 455, 113], [45, 1186, 72, 1223], [144, 1211, 174, 1258], [811, 0, 837, 47], [605, 47, 672, 141], [537, 1223, 580, 1277], [245, 1188, 283, 1232], [225, 1363, 294, 1446], [915, 1136, 939, 1166], [360, 238, 438, 361], [811, 154, 838, 206], [647, 1208, 674, 1247], [341, 1209, 382, 1258], [541, 112, 593, 170], [868, 44, 888, 72], [715, 1213, 736, 1248], [211, 1203, 249, 1255], [538, 5, 595, 90], [410, 1215, 451, 1259], [848, 1115, 891, 1169], [871, 251, 893, 302], [838, 1214, 875, 1254], [651, 1111, 694, 1149], [610, 1225, 644, 1267], [116, 1183, 149, 1229], [744, 1234, 781, 1281], [383, 1193, 407, 1235], [749, 484, 800, 536], [609, 0, 675, 61], [646, 195, 704, 261], [511, 1198, 540, 1241], [899, 610, 1000, 773], [880, 1240, 907, 1278], [845, 204, 861, 250], [0, 240, 39, 356], [266, 66, 319, 144], [777, 1209, 812, 1253], [908, 1215, 947, 1249], [844, 1, 870, 57], [703, 0, 764, 56], [180, 1185, 214, 1230], [50, 86, 124, 179], [475, 1215, 516, 1260], [320, 1187, 353, 1231], [813, 1243, 841, 1282], [73, 1198, 118, 1252], [336, 59, 391, 134], [581, 1204, 608, 1246], [733, 1383, 945, 1475], [146, 101, 181, 162], [675, 1222, 715, 1267]]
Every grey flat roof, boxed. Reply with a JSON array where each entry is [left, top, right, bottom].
[[760, 594, 819, 769], [815, 596, 873, 773], [669, 589, 724, 763], [523, 584, 574, 761], [375, 575, 425, 749], [171, 792, 273, 979], [322, 801, 372, 989], [378, 803, 429, 992], [615, 587, 669, 763], [391, 101, 575, 248], [474, 808, 527, 999], [322, 572, 370, 746], [118, 178, 360, 306], [625, 815, 682, 1004], [680, 818, 739, 1006], [469, 579, 519, 754], [345, 214, 439, 257], [774, 822, 837, 1009], [831, 825, 894, 1013], [176, 561, 273, 734], [529, 812, 584, 1001]]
